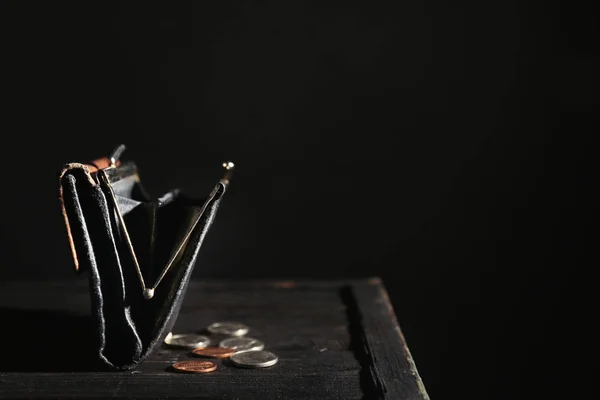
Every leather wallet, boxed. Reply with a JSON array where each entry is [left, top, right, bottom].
[[58, 145, 232, 370]]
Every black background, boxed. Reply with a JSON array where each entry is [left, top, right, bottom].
[[0, 1, 594, 399]]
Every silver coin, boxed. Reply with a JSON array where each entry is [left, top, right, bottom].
[[207, 322, 249, 337], [231, 350, 278, 368], [164, 332, 210, 349], [219, 337, 264, 353]]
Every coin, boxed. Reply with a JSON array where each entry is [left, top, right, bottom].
[[219, 337, 265, 353], [207, 322, 249, 336], [172, 360, 217, 373], [230, 350, 278, 368], [164, 332, 210, 349], [192, 347, 236, 359]]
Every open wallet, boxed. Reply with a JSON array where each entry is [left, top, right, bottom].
[[58, 144, 233, 370]]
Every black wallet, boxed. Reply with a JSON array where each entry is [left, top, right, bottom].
[[58, 145, 232, 370]]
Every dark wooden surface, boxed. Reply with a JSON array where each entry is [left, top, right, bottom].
[[0, 279, 428, 399]]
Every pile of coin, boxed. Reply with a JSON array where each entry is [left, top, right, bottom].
[[164, 321, 279, 374]]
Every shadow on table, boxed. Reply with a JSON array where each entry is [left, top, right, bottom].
[[0, 308, 96, 372]]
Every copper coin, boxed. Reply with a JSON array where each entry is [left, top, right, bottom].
[[172, 360, 217, 374], [192, 347, 236, 359]]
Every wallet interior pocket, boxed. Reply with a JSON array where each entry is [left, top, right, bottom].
[[108, 185, 218, 344]]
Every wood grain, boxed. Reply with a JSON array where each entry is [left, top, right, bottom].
[[0, 279, 428, 399]]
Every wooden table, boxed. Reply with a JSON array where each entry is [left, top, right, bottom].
[[0, 278, 428, 399]]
